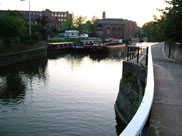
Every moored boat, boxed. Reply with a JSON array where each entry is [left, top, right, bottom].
[[88, 43, 126, 53], [47, 42, 73, 52]]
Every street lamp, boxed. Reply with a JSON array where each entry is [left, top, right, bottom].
[[20, 0, 31, 37]]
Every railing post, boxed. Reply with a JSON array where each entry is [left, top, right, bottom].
[[168, 41, 171, 58], [137, 47, 140, 63], [130, 47, 131, 60], [127, 46, 129, 61], [145, 47, 148, 66]]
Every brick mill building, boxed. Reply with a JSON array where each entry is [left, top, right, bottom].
[[94, 12, 138, 39], [0, 9, 72, 31]]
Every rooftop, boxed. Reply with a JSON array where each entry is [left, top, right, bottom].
[[94, 18, 126, 25]]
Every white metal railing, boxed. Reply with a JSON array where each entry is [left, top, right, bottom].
[[120, 46, 154, 136]]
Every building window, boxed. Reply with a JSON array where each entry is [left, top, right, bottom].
[[97, 31, 103, 35], [118, 28, 122, 35], [97, 25, 103, 31], [106, 27, 111, 35], [64, 14, 67, 17], [112, 28, 116, 35]]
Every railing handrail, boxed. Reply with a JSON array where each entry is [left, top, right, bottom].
[[120, 46, 154, 136]]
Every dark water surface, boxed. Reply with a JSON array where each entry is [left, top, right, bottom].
[[0, 51, 126, 136]]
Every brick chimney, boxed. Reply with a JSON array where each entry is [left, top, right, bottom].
[[102, 11, 106, 19]]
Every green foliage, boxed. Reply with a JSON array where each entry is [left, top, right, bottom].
[[63, 14, 96, 34], [0, 14, 27, 46], [82, 21, 94, 34], [122, 71, 139, 92], [74, 16, 87, 33], [0, 11, 47, 48], [143, 0, 182, 42], [142, 21, 163, 41], [162, 1, 182, 42], [90, 16, 98, 24], [64, 16, 74, 30]]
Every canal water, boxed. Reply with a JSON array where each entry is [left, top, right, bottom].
[[0, 50, 126, 136]]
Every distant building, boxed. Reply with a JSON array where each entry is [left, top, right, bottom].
[[94, 12, 138, 39], [0, 9, 72, 31]]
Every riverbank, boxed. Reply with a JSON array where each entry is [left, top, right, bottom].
[[115, 61, 146, 128], [0, 41, 47, 67]]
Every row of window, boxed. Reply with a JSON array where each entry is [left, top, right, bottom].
[[97, 26, 123, 35], [20, 11, 68, 18], [20, 11, 42, 16], [51, 14, 67, 17], [106, 28, 123, 35], [58, 19, 67, 22]]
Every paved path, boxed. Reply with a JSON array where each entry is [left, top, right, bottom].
[[148, 42, 182, 136]]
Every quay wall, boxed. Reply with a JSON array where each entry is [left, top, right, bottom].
[[115, 61, 146, 124], [0, 46, 47, 67]]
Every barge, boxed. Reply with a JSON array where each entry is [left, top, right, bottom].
[[47, 42, 73, 52]]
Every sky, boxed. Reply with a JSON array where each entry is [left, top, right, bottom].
[[0, 0, 168, 27]]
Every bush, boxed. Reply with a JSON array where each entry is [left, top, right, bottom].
[[0, 14, 27, 46]]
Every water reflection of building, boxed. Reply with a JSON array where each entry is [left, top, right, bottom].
[[0, 57, 48, 104], [89, 47, 127, 62], [48, 52, 71, 60]]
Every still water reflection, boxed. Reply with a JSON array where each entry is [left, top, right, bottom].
[[0, 51, 126, 136]]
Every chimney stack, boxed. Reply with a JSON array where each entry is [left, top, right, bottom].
[[102, 11, 106, 19]]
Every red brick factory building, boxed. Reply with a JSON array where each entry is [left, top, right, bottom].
[[0, 9, 72, 31], [94, 12, 138, 39]]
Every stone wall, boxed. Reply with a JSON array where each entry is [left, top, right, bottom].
[[165, 42, 182, 62], [115, 61, 146, 125], [0, 46, 47, 67]]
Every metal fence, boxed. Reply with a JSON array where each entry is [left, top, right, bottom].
[[127, 45, 149, 66]]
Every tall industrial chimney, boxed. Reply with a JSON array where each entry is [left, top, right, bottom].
[[102, 11, 106, 19]]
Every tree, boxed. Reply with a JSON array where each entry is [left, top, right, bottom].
[[142, 0, 182, 42], [64, 16, 74, 30], [82, 21, 93, 34], [142, 21, 163, 41], [63, 14, 97, 35], [91, 16, 98, 24], [74, 15, 87, 32], [0, 14, 27, 46], [77, 16, 98, 34], [162, 0, 182, 42], [155, 0, 182, 42]]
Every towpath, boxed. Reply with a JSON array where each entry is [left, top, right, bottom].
[[148, 42, 182, 136]]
